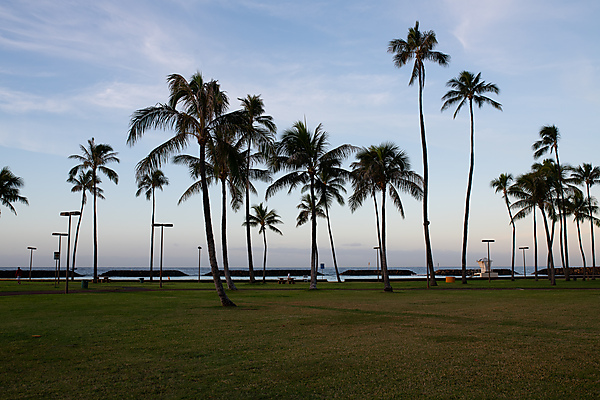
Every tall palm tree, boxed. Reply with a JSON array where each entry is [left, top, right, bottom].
[[244, 203, 283, 283], [0, 166, 28, 217], [532, 125, 570, 280], [442, 71, 502, 284], [491, 173, 516, 281], [239, 95, 276, 283], [135, 169, 169, 282], [266, 120, 354, 290], [312, 167, 350, 283], [127, 72, 237, 307], [570, 163, 600, 279], [67, 170, 102, 281], [349, 143, 424, 292], [69, 138, 119, 283], [388, 21, 449, 286]]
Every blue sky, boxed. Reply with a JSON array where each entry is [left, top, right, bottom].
[[1, 0, 600, 270]]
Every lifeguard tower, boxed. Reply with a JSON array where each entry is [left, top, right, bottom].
[[476, 258, 498, 278]]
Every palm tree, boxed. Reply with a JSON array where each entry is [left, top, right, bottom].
[[388, 21, 449, 286], [442, 71, 502, 284], [135, 169, 169, 282], [127, 72, 237, 307], [0, 167, 28, 217], [349, 143, 424, 292], [244, 203, 283, 283], [266, 120, 354, 290], [69, 138, 119, 283], [67, 170, 102, 281], [312, 167, 350, 283], [491, 173, 516, 281], [570, 163, 600, 279], [239, 95, 276, 283], [532, 125, 570, 280], [565, 190, 591, 278], [296, 193, 326, 274]]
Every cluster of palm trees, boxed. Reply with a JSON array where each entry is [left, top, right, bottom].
[[0, 166, 28, 217], [492, 125, 600, 285]]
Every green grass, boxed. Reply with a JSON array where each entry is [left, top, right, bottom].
[[1, 279, 600, 399]]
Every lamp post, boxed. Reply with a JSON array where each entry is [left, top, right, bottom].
[[198, 246, 202, 283], [60, 211, 81, 294], [482, 239, 495, 283], [373, 246, 380, 282], [153, 223, 173, 288], [52, 232, 68, 287], [27, 246, 36, 281], [519, 246, 529, 279]]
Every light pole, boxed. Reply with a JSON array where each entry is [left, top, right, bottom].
[[373, 246, 380, 282], [482, 239, 495, 283], [519, 246, 529, 279], [52, 232, 68, 287], [27, 246, 36, 281], [60, 211, 81, 294], [198, 246, 202, 283], [153, 223, 173, 288]]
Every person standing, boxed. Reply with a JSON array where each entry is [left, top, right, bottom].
[[15, 267, 23, 284]]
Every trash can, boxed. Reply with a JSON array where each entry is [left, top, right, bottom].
[[445, 276, 456, 283], [81, 280, 89, 289], [139, 278, 144, 283]]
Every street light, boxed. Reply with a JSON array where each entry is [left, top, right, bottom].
[[482, 239, 495, 283], [52, 232, 68, 287], [60, 211, 81, 294], [153, 223, 173, 288], [373, 246, 380, 282], [519, 246, 529, 279], [27, 246, 36, 281], [198, 246, 202, 283]]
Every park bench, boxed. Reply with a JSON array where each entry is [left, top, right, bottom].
[[278, 277, 295, 284]]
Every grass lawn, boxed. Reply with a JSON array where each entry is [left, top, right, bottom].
[[1, 279, 599, 399]]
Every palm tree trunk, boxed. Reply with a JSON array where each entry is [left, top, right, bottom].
[[199, 142, 235, 306], [309, 175, 318, 290], [503, 195, 516, 281], [587, 184, 596, 280], [460, 100, 475, 285], [576, 218, 586, 279], [540, 207, 555, 285], [373, 190, 384, 284], [72, 197, 84, 281], [418, 73, 436, 287], [555, 149, 570, 280], [381, 187, 392, 292], [324, 205, 342, 283], [93, 172, 98, 283], [262, 230, 267, 283], [534, 205, 538, 281], [150, 188, 155, 281], [221, 179, 236, 290], [246, 142, 255, 283]]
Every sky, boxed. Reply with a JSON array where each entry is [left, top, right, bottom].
[[1, 0, 600, 270]]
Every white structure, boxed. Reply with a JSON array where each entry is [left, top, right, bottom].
[[476, 258, 498, 278]]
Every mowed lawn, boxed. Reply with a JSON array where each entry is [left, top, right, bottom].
[[1, 280, 600, 399]]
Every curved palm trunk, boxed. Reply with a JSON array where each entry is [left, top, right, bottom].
[[418, 73, 436, 287], [540, 207, 555, 285], [373, 190, 385, 285], [309, 175, 318, 290], [576, 218, 587, 279], [460, 100, 475, 284], [262, 230, 268, 283], [245, 142, 255, 283], [503, 194, 516, 281], [221, 179, 237, 290], [381, 187, 392, 292], [324, 205, 342, 283], [92, 171, 98, 283], [555, 149, 570, 280], [199, 142, 235, 306], [587, 184, 596, 280], [71, 197, 85, 281], [533, 205, 538, 281], [150, 188, 155, 282]]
